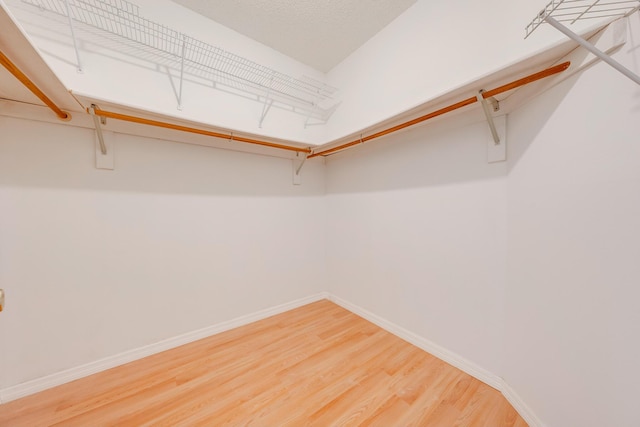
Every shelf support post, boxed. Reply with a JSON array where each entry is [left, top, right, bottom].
[[89, 105, 115, 170], [303, 101, 318, 128], [63, 0, 83, 73], [89, 104, 107, 155], [545, 16, 640, 85], [177, 34, 187, 110], [293, 153, 308, 185], [476, 90, 500, 145], [259, 98, 273, 128], [259, 75, 275, 128]]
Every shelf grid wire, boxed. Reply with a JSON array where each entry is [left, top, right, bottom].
[[22, 0, 337, 113], [526, 0, 640, 37]]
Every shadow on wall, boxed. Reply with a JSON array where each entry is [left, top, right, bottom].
[[325, 108, 509, 194], [325, 47, 605, 195], [506, 73, 578, 174], [0, 116, 325, 197]]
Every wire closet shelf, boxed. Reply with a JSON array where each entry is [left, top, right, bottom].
[[526, 0, 640, 37], [21, 0, 338, 122]]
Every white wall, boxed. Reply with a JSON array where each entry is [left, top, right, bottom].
[[0, 116, 326, 390], [325, 0, 606, 141], [325, 111, 508, 377], [504, 16, 640, 427], [325, 15, 640, 427]]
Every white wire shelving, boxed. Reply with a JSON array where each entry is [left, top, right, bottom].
[[525, 0, 640, 85], [526, 0, 640, 37], [21, 0, 339, 125]]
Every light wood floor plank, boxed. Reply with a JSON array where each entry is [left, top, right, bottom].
[[0, 299, 527, 426]]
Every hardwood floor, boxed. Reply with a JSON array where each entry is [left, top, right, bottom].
[[0, 300, 527, 426]]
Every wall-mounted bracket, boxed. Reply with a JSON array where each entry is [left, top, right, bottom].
[[259, 98, 274, 128], [89, 104, 106, 155], [293, 153, 308, 185], [477, 90, 500, 145], [487, 115, 507, 163], [89, 104, 114, 169], [488, 96, 500, 113], [477, 90, 506, 162]]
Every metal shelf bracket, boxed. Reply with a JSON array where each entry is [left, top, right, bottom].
[[477, 90, 500, 145], [293, 152, 308, 185], [89, 104, 114, 169], [89, 104, 107, 155], [526, 0, 640, 85]]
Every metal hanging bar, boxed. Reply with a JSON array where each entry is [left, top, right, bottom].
[[309, 61, 570, 159], [0, 49, 71, 120], [545, 15, 640, 85], [87, 106, 312, 154]]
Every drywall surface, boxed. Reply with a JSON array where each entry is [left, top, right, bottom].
[[325, 112, 508, 377], [0, 116, 326, 390], [504, 17, 640, 427], [324, 0, 601, 141]]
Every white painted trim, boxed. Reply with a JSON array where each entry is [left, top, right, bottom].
[[0, 292, 329, 403], [326, 294, 503, 390], [500, 380, 548, 427]]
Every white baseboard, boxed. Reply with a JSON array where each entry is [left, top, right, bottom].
[[0, 292, 329, 404], [500, 380, 547, 427], [1, 291, 544, 427], [326, 294, 502, 390], [326, 294, 546, 427]]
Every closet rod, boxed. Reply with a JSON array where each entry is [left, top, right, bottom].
[[88, 108, 312, 154], [308, 61, 571, 159], [0, 50, 70, 121]]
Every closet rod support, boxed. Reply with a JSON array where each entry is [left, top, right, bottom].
[[476, 90, 500, 144], [295, 153, 308, 176], [89, 104, 107, 155], [545, 16, 640, 85]]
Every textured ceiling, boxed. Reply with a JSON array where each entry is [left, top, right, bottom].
[[171, 0, 417, 72]]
